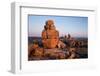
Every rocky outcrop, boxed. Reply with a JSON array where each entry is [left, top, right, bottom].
[[42, 20, 59, 49], [28, 20, 88, 60]]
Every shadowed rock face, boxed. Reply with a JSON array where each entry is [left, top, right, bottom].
[[42, 20, 59, 49]]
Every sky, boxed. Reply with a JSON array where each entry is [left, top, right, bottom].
[[28, 15, 88, 38]]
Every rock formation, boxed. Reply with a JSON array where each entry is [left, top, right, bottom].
[[28, 20, 87, 60], [42, 20, 59, 49]]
